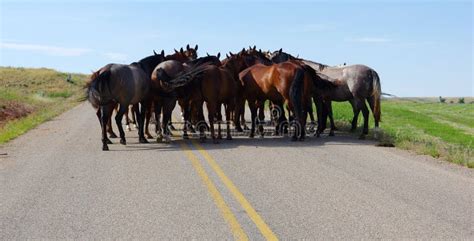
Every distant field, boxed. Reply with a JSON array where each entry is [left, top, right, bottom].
[[330, 98, 474, 168], [0, 67, 88, 143]]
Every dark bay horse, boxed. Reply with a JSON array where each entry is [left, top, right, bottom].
[[270, 50, 381, 138], [152, 56, 220, 142], [86, 51, 165, 150], [238, 60, 314, 141]]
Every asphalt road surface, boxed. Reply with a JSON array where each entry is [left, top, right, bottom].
[[1, 102, 472, 240]]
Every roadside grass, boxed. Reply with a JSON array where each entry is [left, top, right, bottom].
[[0, 67, 89, 144], [327, 99, 473, 168]]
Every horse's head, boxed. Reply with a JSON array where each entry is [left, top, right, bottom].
[[269, 48, 295, 63], [185, 44, 199, 60]]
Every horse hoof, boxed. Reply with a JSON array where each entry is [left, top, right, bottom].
[[126, 125, 131, 131], [146, 134, 153, 139], [139, 138, 149, 143], [102, 145, 109, 151], [243, 125, 250, 131], [226, 136, 232, 140], [235, 127, 244, 132], [156, 137, 162, 143], [109, 133, 118, 138], [120, 139, 126, 145]]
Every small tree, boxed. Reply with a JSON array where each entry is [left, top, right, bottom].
[[458, 97, 465, 104], [439, 96, 446, 103]]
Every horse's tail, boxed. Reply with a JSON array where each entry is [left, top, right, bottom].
[[371, 70, 381, 123], [289, 67, 305, 122], [85, 68, 111, 108]]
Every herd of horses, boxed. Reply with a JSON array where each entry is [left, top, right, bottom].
[[86, 45, 381, 151]]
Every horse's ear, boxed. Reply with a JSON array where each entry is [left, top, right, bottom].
[[241, 47, 245, 53], [206, 52, 210, 56], [186, 44, 190, 50], [226, 53, 229, 58], [195, 44, 198, 50], [259, 49, 262, 53], [153, 50, 158, 56], [229, 51, 234, 56], [253, 45, 256, 50], [161, 50, 165, 56], [180, 47, 184, 53], [174, 48, 178, 53], [217, 52, 221, 59], [279, 48, 282, 54]]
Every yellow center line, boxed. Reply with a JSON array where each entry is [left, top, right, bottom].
[[180, 142, 249, 241], [192, 140, 279, 241]]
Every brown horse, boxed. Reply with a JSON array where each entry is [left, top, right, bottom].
[[86, 51, 166, 150], [150, 55, 221, 142], [142, 45, 199, 140], [270, 50, 381, 138], [238, 60, 313, 141]]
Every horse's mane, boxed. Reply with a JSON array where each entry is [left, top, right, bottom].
[[301, 64, 337, 90], [187, 55, 221, 67]]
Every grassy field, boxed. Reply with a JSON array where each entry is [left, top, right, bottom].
[[329, 98, 474, 168], [0, 67, 88, 144]]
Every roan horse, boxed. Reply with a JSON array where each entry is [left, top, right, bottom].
[[86, 51, 166, 151], [270, 49, 381, 138]]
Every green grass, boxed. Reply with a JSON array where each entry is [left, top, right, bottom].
[[0, 67, 89, 144], [327, 99, 474, 168]]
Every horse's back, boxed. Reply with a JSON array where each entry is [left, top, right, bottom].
[[109, 64, 150, 104]]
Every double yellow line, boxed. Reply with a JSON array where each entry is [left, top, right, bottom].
[[180, 140, 278, 241]]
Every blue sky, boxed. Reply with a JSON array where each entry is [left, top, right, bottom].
[[1, 0, 472, 97]]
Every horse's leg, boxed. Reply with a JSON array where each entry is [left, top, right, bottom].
[[206, 101, 218, 144], [144, 106, 153, 139], [163, 97, 176, 143], [350, 100, 360, 131], [307, 100, 316, 133], [299, 105, 308, 141], [314, 97, 326, 137], [153, 100, 163, 142], [131, 105, 137, 128], [366, 96, 379, 128], [97, 108, 113, 144], [124, 106, 132, 131], [242, 102, 249, 131], [100, 104, 113, 151], [234, 97, 244, 132], [248, 100, 257, 138], [326, 101, 335, 136], [216, 104, 223, 140], [135, 102, 149, 143], [360, 99, 370, 139], [226, 102, 234, 140], [115, 104, 128, 145], [257, 100, 265, 138]]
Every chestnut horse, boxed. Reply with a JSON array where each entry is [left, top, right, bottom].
[[238, 60, 314, 141], [86, 51, 166, 150], [270, 50, 381, 138]]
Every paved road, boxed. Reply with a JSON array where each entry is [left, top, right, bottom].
[[1, 102, 472, 240]]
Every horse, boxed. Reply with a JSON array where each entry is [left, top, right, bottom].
[[150, 55, 220, 142], [221, 48, 273, 133], [238, 59, 314, 141], [141, 45, 199, 140], [86, 51, 166, 151], [269, 49, 382, 138]]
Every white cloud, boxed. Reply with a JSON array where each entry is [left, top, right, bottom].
[[102, 52, 128, 62], [0, 42, 91, 56], [350, 37, 392, 43]]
